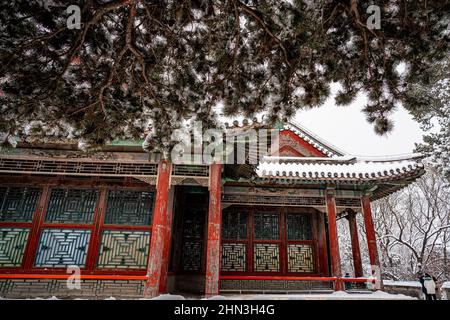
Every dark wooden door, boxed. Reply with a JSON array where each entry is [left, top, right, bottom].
[[171, 188, 208, 274]]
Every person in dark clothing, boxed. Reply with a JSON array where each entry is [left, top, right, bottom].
[[344, 272, 351, 290], [419, 273, 438, 300]]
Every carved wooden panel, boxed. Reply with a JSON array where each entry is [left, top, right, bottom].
[[287, 244, 314, 273], [0, 228, 30, 267], [97, 230, 150, 269], [34, 229, 91, 267], [254, 243, 280, 272], [221, 243, 246, 272]]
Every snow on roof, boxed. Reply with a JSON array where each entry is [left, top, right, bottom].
[[283, 120, 347, 157], [256, 154, 425, 182], [222, 118, 346, 157]]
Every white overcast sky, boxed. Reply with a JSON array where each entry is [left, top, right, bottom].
[[294, 85, 425, 157]]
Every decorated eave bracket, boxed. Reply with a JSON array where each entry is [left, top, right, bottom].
[[0, 155, 158, 178], [0, 155, 213, 187], [134, 164, 210, 187], [221, 186, 363, 211]]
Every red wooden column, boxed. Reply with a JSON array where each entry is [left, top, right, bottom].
[[317, 211, 330, 276], [204, 163, 222, 296], [361, 195, 382, 288], [144, 160, 172, 297], [158, 187, 175, 293], [347, 211, 363, 277], [326, 192, 343, 290]]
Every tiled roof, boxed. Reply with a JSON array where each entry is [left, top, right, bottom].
[[282, 121, 346, 157], [223, 119, 346, 157], [256, 154, 425, 183]]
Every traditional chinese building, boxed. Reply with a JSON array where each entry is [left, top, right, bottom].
[[0, 120, 425, 298]]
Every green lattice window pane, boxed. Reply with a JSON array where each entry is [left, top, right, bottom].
[[34, 228, 91, 267], [0, 187, 41, 222], [104, 190, 154, 226], [222, 212, 248, 240], [97, 230, 150, 269], [0, 228, 30, 267], [254, 213, 279, 240], [286, 214, 312, 240], [45, 188, 98, 224]]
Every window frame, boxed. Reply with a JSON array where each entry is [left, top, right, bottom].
[[0, 178, 155, 275], [221, 206, 320, 276]]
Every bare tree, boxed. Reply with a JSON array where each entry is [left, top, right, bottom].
[[338, 169, 450, 282], [372, 168, 450, 281]]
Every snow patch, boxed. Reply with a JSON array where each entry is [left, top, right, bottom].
[[383, 280, 422, 288], [203, 295, 228, 300], [150, 294, 186, 300]]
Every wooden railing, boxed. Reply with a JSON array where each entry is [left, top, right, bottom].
[[0, 274, 147, 280]]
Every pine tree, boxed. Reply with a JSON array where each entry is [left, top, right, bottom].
[[1, 1, 449, 151], [407, 57, 450, 181]]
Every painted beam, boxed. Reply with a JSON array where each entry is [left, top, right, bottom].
[[204, 163, 222, 296], [144, 160, 172, 297]]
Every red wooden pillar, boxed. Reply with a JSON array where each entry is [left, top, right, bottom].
[[326, 193, 343, 290], [204, 163, 222, 296], [361, 195, 382, 287], [158, 187, 175, 293], [317, 211, 330, 276], [347, 211, 363, 277], [144, 160, 172, 297]]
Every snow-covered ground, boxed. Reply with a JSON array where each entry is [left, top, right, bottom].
[[0, 291, 417, 300], [150, 291, 416, 300], [383, 280, 422, 287]]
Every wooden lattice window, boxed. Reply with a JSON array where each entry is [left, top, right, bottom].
[[221, 207, 317, 275], [222, 212, 248, 240], [0, 182, 155, 274], [254, 212, 280, 240], [286, 214, 312, 240], [253, 211, 281, 272], [0, 187, 41, 268], [34, 228, 91, 267], [104, 190, 154, 226], [34, 187, 98, 268], [0, 187, 41, 222], [97, 190, 154, 270], [180, 205, 205, 272], [285, 213, 315, 273], [221, 210, 249, 272], [45, 188, 98, 224], [97, 230, 150, 269], [0, 228, 30, 267]]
